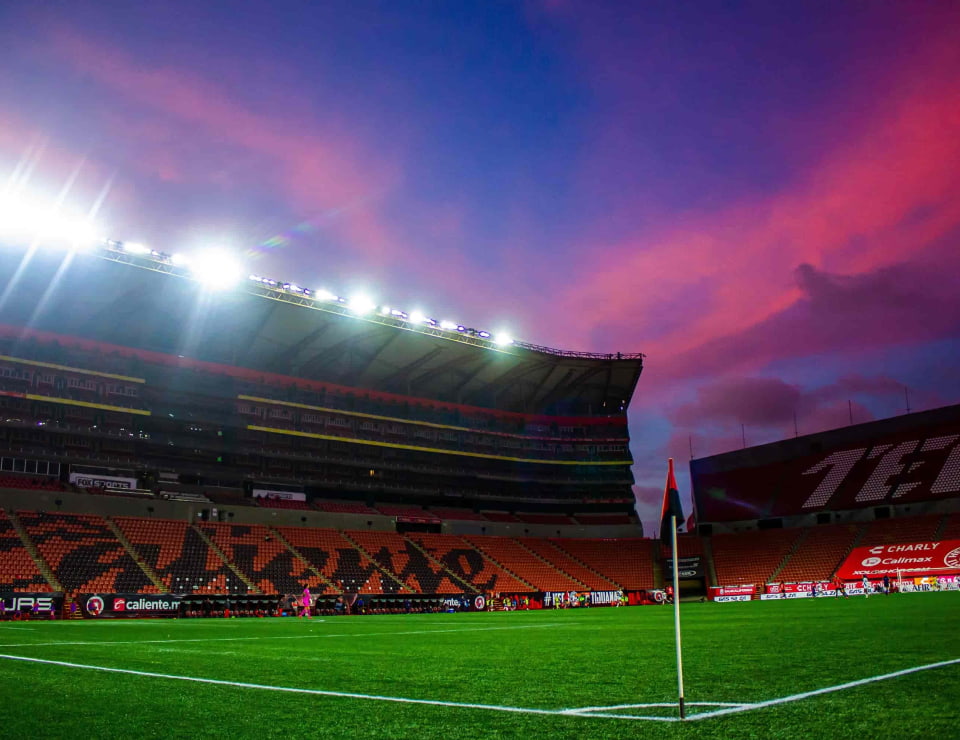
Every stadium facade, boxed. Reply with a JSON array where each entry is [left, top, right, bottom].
[[2, 241, 958, 609], [0, 241, 658, 607]]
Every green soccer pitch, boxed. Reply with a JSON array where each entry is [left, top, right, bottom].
[[0, 595, 957, 738]]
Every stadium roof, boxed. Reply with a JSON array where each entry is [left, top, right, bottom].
[[0, 245, 644, 415]]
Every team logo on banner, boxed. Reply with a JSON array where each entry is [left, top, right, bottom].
[[861, 557, 881, 567], [86, 596, 104, 616], [474, 595, 486, 611], [946, 548, 960, 569]]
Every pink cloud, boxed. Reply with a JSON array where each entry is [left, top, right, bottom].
[[44, 27, 403, 261], [555, 37, 960, 384]]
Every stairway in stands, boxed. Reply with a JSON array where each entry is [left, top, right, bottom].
[[7, 511, 62, 592], [268, 527, 340, 594], [192, 524, 260, 593], [105, 517, 166, 592], [516, 537, 616, 590]]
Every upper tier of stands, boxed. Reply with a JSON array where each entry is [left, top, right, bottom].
[[0, 332, 629, 439]]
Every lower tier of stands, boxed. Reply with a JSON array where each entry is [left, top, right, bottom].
[[2, 507, 956, 597]]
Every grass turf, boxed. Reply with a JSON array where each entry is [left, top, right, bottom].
[[0, 594, 957, 738]]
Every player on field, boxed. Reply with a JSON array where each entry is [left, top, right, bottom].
[[300, 586, 312, 619], [862, 575, 871, 598]]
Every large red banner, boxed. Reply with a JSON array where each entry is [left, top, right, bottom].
[[835, 539, 960, 580]]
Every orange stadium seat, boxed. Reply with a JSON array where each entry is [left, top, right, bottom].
[[17, 511, 155, 594], [711, 529, 802, 586], [0, 510, 52, 592], [549, 538, 655, 589], [409, 533, 530, 592]]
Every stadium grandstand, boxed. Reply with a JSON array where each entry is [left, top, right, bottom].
[[1, 240, 958, 611], [0, 238, 654, 612], [692, 405, 960, 599]]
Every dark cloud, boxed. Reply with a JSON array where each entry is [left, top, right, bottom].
[[671, 377, 802, 428]]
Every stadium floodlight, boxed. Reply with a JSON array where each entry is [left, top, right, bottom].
[[409, 310, 426, 325], [171, 253, 191, 266], [122, 242, 151, 255], [494, 332, 513, 346], [0, 193, 99, 250], [313, 288, 336, 302], [347, 293, 376, 315], [477, 330, 491, 338], [379, 305, 392, 316], [188, 250, 243, 290], [439, 320, 458, 331]]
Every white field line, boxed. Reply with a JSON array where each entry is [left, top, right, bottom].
[[0, 653, 677, 722], [688, 658, 960, 722], [0, 625, 36, 630], [0, 622, 564, 649], [1, 648, 955, 723], [563, 701, 747, 714]]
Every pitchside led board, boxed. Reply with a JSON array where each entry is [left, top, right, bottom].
[[835, 539, 960, 580]]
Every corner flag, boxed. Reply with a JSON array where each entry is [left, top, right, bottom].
[[661, 458, 686, 720], [659, 458, 684, 543]]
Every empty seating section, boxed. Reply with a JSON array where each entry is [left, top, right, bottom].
[[0, 510, 50, 591], [375, 504, 440, 521], [18, 511, 154, 594], [429, 507, 487, 521], [346, 530, 455, 594], [482, 511, 520, 522], [775, 525, 862, 583], [278, 527, 398, 594], [574, 513, 633, 525], [314, 500, 379, 515], [198, 523, 323, 595], [858, 515, 942, 547], [256, 497, 311, 510], [519, 538, 617, 590], [711, 529, 801, 586], [659, 535, 704, 559], [517, 513, 575, 525], [115, 517, 238, 593], [940, 513, 960, 540], [552, 538, 655, 589], [461, 535, 569, 591], [409, 534, 528, 592], [0, 475, 64, 492]]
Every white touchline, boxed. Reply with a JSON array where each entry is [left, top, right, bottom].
[[0, 653, 677, 722], [0, 622, 564, 649], [688, 658, 960, 721], [562, 702, 748, 714]]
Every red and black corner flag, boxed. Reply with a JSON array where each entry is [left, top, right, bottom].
[[659, 458, 684, 542]]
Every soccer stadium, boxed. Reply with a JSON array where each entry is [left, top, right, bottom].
[[0, 237, 958, 737]]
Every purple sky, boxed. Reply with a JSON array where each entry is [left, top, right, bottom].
[[2, 2, 959, 531]]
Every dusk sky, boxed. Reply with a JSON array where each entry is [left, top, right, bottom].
[[2, 2, 959, 531]]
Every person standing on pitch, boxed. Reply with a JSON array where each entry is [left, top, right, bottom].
[[862, 575, 871, 598], [301, 586, 312, 619]]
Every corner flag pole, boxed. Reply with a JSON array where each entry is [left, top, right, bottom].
[[671, 513, 686, 720]]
